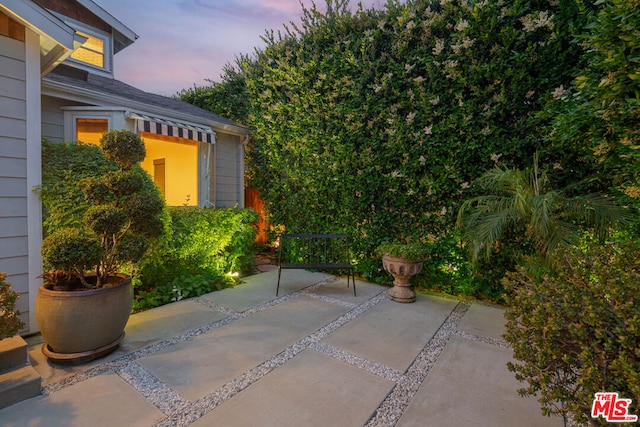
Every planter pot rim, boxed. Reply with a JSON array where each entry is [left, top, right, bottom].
[[381, 254, 424, 264], [39, 273, 130, 297]]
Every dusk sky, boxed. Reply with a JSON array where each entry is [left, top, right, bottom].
[[94, 0, 387, 96]]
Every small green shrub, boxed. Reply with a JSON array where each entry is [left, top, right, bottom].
[[135, 207, 258, 310], [503, 236, 640, 425], [0, 272, 24, 339], [376, 239, 428, 263], [132, 273, 232, 312]]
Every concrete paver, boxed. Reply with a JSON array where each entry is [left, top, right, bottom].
[[192, 348, 394, 427], [397, 336, 562, 427], [457, 303, 507, 342], [199, 269, 330, 312], [122, 299, 227, 353], [0, 372, 164, 427], [322, 294, 457, 372]]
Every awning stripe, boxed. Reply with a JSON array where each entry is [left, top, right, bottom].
[[131, 113, 214, 144]]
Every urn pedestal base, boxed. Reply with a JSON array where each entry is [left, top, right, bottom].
[[381, 255, 423, 304]]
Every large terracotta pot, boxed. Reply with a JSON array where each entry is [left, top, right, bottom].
[[36, 274, 133, 364], [381, 255, 423, 303]]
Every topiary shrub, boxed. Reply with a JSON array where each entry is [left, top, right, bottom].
[[503, 236, 640, 425], [41, 130, 165, 289], [0, 272, 24, 339]]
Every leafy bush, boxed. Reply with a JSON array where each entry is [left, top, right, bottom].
[[503, 236, 640, 425], [0, 272, 24, 339], [135, 207, 258, 309], [133, 273, 230, 312]]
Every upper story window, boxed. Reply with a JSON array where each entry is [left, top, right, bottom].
[[71, 31, 105, 68], [64, 20, 113, 76]]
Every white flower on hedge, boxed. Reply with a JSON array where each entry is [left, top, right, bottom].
[[461, 181, 470, 189], [455, 19, 469, 31], [391, 170, 404, 178], [430, 96, 440, 106], [406, 20, 416, 30], [432, 38, 445, 55], [552, 85, 568, 100], [406, 112, 416, 124], [424, 124, 433, 135], [491, 153, 502, 163], [440, 206, 447, 216], [419, 155, 427, 165], [414, 76, 425, 84]]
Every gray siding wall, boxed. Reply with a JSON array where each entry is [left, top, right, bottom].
[[214, 133, 243, 207], [41, 96, 67, 142], [0, 35, 29, 320]]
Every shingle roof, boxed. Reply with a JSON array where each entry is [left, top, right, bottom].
[[44, 65, 249, 132]]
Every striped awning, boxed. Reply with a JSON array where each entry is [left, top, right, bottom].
[[130, 113, 215, 143]]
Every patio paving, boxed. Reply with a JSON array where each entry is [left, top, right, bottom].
[[0, 269, 565, 427]]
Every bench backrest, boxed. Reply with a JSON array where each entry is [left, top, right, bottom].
[[277, 234, 352, 269]]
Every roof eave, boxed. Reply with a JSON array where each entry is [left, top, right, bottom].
[[42, 78, 251, 137], [0, 0, 82, 75], [75, 0, 138, 50]]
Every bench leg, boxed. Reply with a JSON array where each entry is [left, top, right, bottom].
[[276, 266, 282, 296], [347, 269, 356, 297]]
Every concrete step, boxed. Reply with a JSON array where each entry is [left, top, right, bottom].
[[0, 336, 28, 372], [0, 336, 42, 410], [0, 365, 42, 409]]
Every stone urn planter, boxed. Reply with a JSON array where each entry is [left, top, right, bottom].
[[381, 255, 423, 303], [36, 274, 133, 364], [377, 240, 427, 303]]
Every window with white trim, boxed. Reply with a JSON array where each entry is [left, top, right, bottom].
[[64, 20, 112, 75]]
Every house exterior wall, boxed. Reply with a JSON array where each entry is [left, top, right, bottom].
[[0, 32, 29, 326], [42, 96, 71, 142], [214, 133, 244, 208], [0, 24, 42, 331]]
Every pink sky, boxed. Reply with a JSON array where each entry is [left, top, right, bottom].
[[94, 0, 387, 96]]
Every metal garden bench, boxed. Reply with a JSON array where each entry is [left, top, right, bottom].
[[276, 233, 356, 296]]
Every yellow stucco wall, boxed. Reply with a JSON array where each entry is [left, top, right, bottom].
[[140, 133, 198, 206]]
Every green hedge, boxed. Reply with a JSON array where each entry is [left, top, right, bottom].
[[181, 0, 595, 299]]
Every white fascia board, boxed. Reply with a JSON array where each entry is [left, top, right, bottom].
[[1, 0, 83, 75], [42, 78, 250, 137], [75, 0, 138, 45], [1, 0, 79, 50]]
